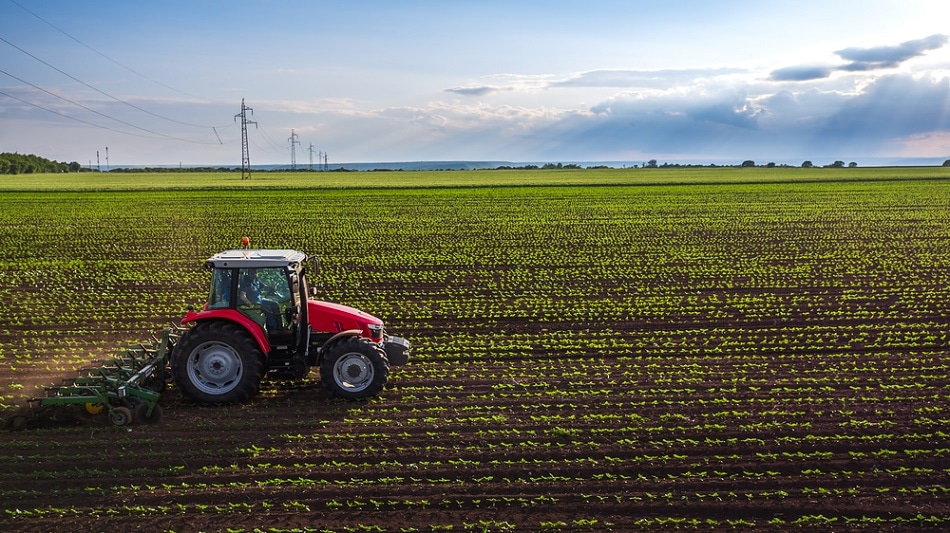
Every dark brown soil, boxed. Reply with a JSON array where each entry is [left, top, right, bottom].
[[2, 314, 948, 532]]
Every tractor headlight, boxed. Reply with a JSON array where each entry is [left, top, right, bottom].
[[368, 324, 383, 339]]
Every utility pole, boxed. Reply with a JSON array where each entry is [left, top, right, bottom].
[[308, 143, 316, 171], [234, 99, 256, 180], [288, 129, 300, 170], [324, 152, 329, 172], [96, 150, 100, 172], [105, 146, 109, 171]]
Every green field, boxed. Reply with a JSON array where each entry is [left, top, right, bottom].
[[1, 165, 948, 191], [1, 168, 949, 531]]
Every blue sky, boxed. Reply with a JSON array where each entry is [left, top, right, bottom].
[[1, 0, 949, 166]]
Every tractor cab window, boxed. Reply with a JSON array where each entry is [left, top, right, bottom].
[[208, 268, 233, 309], [237, 267, 293, 333]]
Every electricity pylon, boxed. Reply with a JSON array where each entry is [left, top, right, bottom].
[[234, 99, 256, 180], [288, 129, 300, 170]]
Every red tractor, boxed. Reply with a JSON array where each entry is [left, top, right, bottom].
[[170, 245, 409, 404]]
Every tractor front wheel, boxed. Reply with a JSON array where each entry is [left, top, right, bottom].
[[171, 321, 264, 404], [320, 336, 389, 400]]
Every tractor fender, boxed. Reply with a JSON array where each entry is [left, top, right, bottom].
[[181, 308, 273, 354], [317, 329, 363, 363]]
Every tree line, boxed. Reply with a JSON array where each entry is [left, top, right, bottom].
[[0, 153, 80, 174], [3, 152, 948, 174]]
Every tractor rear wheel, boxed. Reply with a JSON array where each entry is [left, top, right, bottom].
[[171, 321, 264, 404], [320, 336, 389, 400]]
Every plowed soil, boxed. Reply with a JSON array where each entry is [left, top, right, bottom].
[[2, 180, 949, 531], [2, 314, 948, 532]]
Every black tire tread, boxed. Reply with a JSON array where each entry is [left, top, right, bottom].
[[319, 336, 390, 400], [171, 321, 265, 405]]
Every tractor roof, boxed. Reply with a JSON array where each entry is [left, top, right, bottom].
[[206, 249, 308, 269]]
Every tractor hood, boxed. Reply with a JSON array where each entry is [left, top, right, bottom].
[[308, 300, 384, 341]]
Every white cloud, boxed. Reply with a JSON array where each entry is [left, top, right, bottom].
[[550, 68, 748, 89]]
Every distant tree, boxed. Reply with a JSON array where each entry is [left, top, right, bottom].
[[848, 162, 858, 168], [802, 160, 814, 168], [0, 152, 77, 174], [943, 159, 950, 167], [741, 160, 755, 167], [829, 160, 845, 168], [766, 162, 776, 168], [646, 159, 658, 168]]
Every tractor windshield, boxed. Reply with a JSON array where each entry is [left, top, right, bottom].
[[237, 267, 294, 333]]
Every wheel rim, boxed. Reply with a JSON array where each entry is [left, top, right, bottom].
[[332, 352, 374, 392], [186, 341, 243, 395], [110, 407, 132, 426]]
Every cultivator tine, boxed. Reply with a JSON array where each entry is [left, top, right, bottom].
[[6, 327, 183, 430]]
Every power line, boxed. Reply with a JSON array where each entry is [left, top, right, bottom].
[[0, 88, 172, 139], [255, 124, 286, 153], [0, 68, 217, 144], [7, 0, 206, 101], [0, 35, 212, 130]]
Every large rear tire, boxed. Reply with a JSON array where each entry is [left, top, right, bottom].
[[171, 321, 264, 404], [320, 336, 389, 400]]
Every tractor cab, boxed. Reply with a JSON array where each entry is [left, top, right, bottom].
[[174, 245, 409, 405], [202, 249, 310, 355]]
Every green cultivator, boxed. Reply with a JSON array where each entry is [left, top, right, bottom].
[[8, 327, 183, 429]]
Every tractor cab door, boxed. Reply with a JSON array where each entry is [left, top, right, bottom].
[[234, 267, 296, 340], [290, 269, 310, 356], [206, 265, 304, 356]]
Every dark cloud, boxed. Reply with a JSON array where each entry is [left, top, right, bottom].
[[770, 34, 948, 82], [444, 86, 499, 96], [820, 73, 950, 138], [836, 34, 948, 70], [529, 73, 949, 161], [769, 65, 834, 82], [537, 89, 765, 159]]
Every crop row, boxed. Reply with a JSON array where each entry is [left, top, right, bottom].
[[2, 174, 950, 531]]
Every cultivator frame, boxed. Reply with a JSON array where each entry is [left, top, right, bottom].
[[9, 327, 183, 429]]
